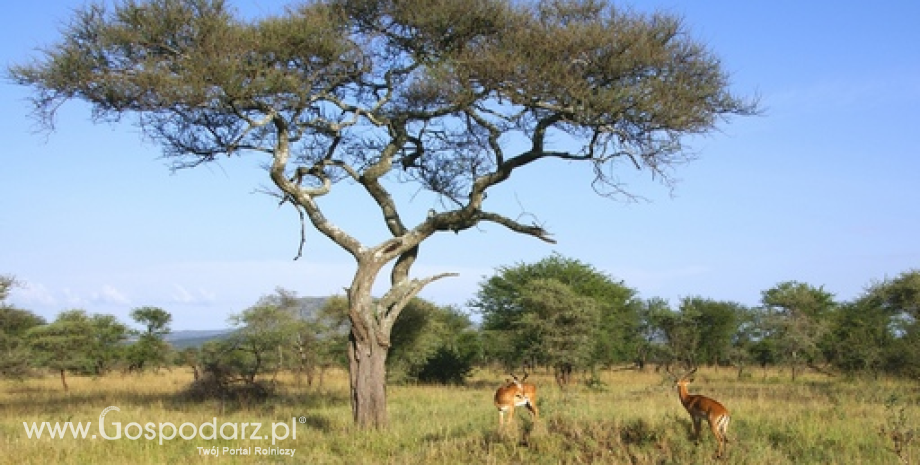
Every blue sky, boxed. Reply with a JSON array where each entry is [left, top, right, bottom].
[[3, 1, 918, 330]]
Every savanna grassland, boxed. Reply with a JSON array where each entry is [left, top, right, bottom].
[[2, 367, 916, 464]]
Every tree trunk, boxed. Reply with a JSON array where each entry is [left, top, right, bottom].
[[346, 266, 391, 429], [59, 369, 68, 391], [348, 329, 389, 428]]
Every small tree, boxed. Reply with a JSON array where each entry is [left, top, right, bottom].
[[517, 278, 600, 386], [28, 310, 94, 390], [88, 314, 130, 375], [760, 281, 836, 380], [858, 270, 920, 378], [128, 306, 173, 371], [388, 299, 479, 385], [0, 307, 46, 377], [1, 277, 46, 376], [10, 0, 757, 427], [414, 307, 479, 385], [228, 303, 300, 384], [474, 254, 641, 371], [678, 297, 743, 367]]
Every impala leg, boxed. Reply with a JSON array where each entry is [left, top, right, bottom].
[[719, 416, 731, 443], [710, 421, 724, 457], [692, 417, 702, 442]]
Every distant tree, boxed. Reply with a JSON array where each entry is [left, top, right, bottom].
[[760, 281, 837, 380], [388, 298, 445, 384], [388, 299, 479, 385], [635, 297, 672, 370], [825, 300, 892, 378], [10, 0, 757, 427], [0, 277, 46, 377], [858, 270, 920, 377], [0, 306, 46, 377], [227, 302, 300, 384], [177, 346, 202, 381], [27, 310, 94, 390], [517, 278, 600, 386], [302, 295, 350, 386], [131, 307, 172, 337], [128, 306, 173, 371], [645, 303, 698, 365], [724, 307, 760, 378], [414, 307, 479, 385], [190, 301, 300, 401], [88, 314, 130, 375], [679, 297, 744, 367], [473, 254, 641, 370]]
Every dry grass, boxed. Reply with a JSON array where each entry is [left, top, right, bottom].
[[2, 367, 917, 464]]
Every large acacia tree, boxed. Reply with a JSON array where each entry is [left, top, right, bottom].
[[10, 0, 756, 427]]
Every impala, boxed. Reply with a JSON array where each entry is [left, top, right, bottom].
[[668, 366, 731, 458], [493, 373, 538, 428]]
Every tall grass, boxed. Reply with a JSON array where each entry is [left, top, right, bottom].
[[2, 367, 916, 464]]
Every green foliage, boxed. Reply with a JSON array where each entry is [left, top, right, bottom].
[[473, 254, 641, 369], [517, 278, 600, 375], [678, 297, 745, 366], [414, 346, 474, 385], [190, 290, 352, 399], [130, 306, 172, 337], [831, 270, 920, 378], [126, 306, 173, 371], [27, 310, 96, 389], [88, 314, 130, 375], [388, 299, 480, 385], [759, 281, 837, 379], [227, 301, 300, 382], [0, 305, 46, 377]]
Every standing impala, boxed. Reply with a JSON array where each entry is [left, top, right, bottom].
[[494, 373, 538, 428], [668, 366, 731, 458]]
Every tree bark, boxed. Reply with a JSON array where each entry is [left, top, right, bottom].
[[348, 327, 389, 428], [346, 263, 391, 428]]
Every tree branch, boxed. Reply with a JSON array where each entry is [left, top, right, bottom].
[[479, 211, 556, 243]]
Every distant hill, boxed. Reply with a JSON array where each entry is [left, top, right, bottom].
[[166, 329, 235, 349], [165, 296, 331, 349]]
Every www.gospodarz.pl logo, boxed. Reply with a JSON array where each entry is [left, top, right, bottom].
[[23, 406, 299, 446]]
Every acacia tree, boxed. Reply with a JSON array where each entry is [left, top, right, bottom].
[[127, 306, 173, 371], [760, 281, 837, 380], [474, 254, 640, 371], [517, 278, 600, 386], [678, 297, 743, 367], [0, 276, 46, 377], [28, 310, 95, 391], [9, 0, 755, 427]]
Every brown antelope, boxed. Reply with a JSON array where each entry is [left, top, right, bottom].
[[668, 366, 731, 458], [493, 373, 538, 428]]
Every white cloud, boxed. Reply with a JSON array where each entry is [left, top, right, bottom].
[[169, 285, 217, 306], [91, 284, 132, 305], [8, 279, 57, 307]]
